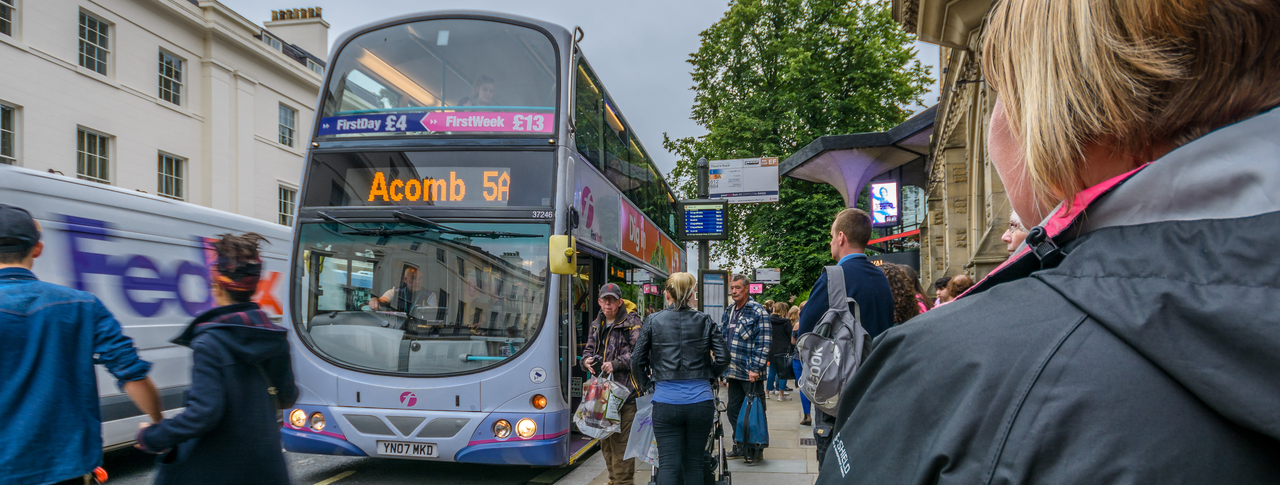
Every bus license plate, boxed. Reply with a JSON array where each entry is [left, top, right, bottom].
[[377, 441, 438, 458]]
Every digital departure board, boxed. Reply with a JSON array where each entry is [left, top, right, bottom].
[[678, 199, 729, 241]]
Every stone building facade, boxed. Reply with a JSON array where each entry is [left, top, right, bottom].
[[0, 0, 328, 225], [893, 0, 1010, 285]]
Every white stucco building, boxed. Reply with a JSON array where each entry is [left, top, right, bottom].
[[0, 0, 329, 226]]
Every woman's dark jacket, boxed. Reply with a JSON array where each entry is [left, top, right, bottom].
[[816, 107, 1280, 484], [767, 314, 791, 358], [137, 302, 298, 485], [632, 307, 729, 391]]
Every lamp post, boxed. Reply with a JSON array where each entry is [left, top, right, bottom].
[[697, 157, 709, 271]]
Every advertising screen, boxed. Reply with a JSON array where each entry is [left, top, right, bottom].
[[870, 181, 900, 227]]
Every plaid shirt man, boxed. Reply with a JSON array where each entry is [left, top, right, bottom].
[[719, 298, 772, 381]]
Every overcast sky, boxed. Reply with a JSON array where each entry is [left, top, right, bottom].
[[223, 0, 939, 177]]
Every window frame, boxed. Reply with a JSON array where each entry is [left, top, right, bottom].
[[76, 128, 111, 184], [306, 58, 324, 75], [156, 152, 185, 200], [78, 11, 110, 76], [278, 185, 297, 226], [0, 103, 16, 165], [278, 104, 296, 147], [158, 50, 183, 106], [1, 0, 16, 38], [262, 32, 283, 52]]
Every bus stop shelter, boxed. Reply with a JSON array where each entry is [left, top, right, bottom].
[[780, 105, 936, 208]]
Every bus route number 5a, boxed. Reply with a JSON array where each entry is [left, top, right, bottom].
[[512, 115, 545, 132], [483, 171, 511, 202]]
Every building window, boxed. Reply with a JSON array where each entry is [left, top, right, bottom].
[[455, 300, 465, 325], [156, 154, 184, 199], [278, 105, 296, 147], [278, 186, 296, 226], [1, 0, 15, 37], [456, 257, 464, 277], [77, 129, 110, 183], [436, 290, 449, 320], [158, 52, 182, 105], [436, 248, 445, 263], [306, 58, 324, 75], [262, 33, 282, 52], [1, 104, 15, 165], [79, 12, 109, 75]]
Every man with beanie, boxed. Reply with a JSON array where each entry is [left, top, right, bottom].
[[582, 283, 643, 485]]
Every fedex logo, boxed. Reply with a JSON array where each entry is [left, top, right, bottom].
[[62, 215, 282, 318]]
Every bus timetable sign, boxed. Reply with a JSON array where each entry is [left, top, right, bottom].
[[678, 199, 729, 241]]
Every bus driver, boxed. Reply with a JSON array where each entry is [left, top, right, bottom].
[[368, 266, 437, 313]]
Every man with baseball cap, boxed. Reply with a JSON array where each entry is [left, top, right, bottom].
[[581, 282, 643, 485], [0, 204, 163, 485]]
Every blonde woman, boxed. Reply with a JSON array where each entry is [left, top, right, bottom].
[[632, 273, 729, 485], [816, 1, 1280, 483]]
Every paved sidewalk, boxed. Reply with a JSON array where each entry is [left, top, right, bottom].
[[583, 387, 818, 485]]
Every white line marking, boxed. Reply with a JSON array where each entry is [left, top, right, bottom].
[[313, 470, 356, 485]]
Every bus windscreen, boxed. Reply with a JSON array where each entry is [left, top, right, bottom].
[[318, 18, 558, 138], [303, 151, 555, 208]]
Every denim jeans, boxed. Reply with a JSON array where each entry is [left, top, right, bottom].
[[766, 364, 781, 391], [791, 359, 811, 415], [652, 400, 715, 485]]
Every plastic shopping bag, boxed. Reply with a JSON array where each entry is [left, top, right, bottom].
[[574, 374, 628, 439], [603, 377, 630, 422], [734, 389, 770, 446], [623, 395, 659, 466]]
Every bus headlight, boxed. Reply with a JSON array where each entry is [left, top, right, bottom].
[[531, 394, 547, 410], [516, 418, 537, 438], [289, 409, 306, 428], [493, 419, 512, 439], [310, 412, 326, 432]]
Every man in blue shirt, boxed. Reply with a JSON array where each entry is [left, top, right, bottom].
[[796, 208, 894, 465], [0, 205, 162, 485]]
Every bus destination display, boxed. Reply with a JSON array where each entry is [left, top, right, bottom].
[[356, 167, 511, 206], [679, 199, 729, 240]]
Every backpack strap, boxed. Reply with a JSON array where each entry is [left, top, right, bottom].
[[825, 265, 848, 312]]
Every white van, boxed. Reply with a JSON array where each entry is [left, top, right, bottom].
[[0, 165, 292, 450]]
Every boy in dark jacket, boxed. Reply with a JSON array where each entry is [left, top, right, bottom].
[[137, 233, 297, 485]]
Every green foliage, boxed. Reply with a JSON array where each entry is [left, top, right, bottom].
[[665, 0, 932, 298]]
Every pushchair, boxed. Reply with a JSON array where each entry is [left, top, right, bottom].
[[646, 388, 731, 485]]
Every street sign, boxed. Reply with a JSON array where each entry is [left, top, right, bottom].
[[749, 283, 763, 294], [678, 199, 729, 241], [699, 270, 729, 316], [755, 268, 780, 284], [708, 157, 779, 204]]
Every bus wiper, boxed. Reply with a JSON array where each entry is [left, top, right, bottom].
[[319, 212, 427, 237], [453, 230, 542, 239], [317, 212, 362, 231], [394, 211, 539, 239], [393, 211, 458, 231]]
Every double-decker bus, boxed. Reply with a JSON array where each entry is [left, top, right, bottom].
[[282, 11, 685, 466]]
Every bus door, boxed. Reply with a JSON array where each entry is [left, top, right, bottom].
[[567, 255, 603, 454]]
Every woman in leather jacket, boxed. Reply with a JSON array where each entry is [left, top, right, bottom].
[[632, 272, 729, 485]]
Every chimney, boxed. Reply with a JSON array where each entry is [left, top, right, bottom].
[[264, 7, 330, 60]]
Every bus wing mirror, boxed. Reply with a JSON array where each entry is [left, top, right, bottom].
[[549, 235, 576, 275]]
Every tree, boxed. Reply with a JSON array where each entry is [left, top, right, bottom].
[[665, 0, 931, 300]]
